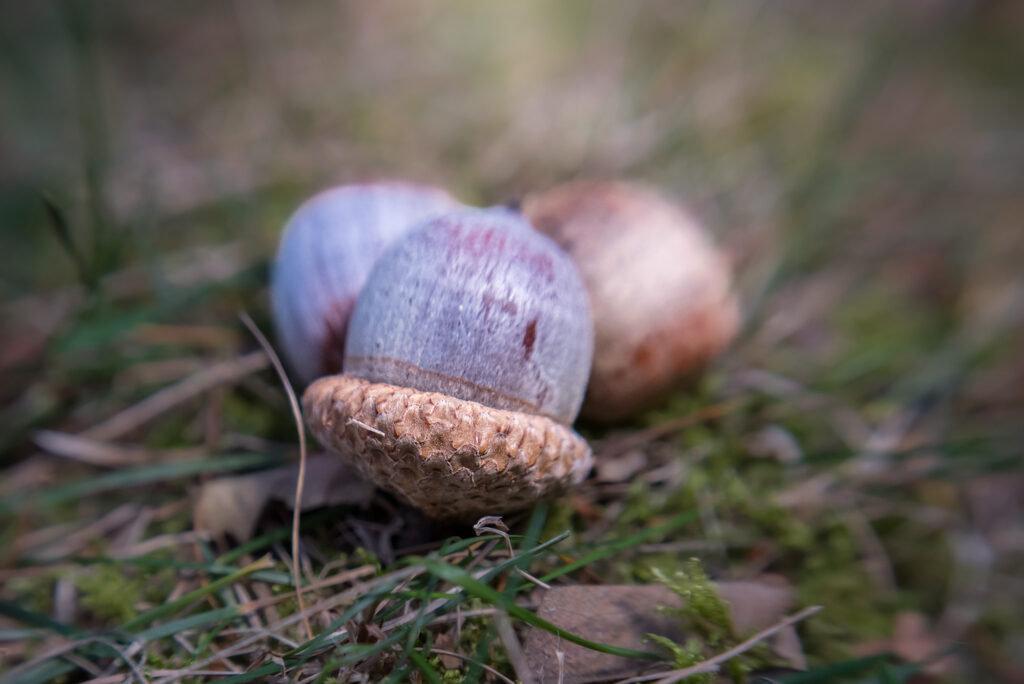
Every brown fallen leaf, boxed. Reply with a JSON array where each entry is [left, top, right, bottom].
[[521, 581, 806, 684], [194, 453, 375, 541]]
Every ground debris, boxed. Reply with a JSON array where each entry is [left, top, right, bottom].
[[194, 453, 374, 540], [521, 580, 805, 684]]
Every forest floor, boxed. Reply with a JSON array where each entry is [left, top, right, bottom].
[[2, 2, 1023, 682]]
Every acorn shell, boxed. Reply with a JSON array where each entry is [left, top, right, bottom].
[[343, 208, 594, 425], [270, 181, 459, 384], [302, 375, 592, 520], [523, 181, 740, 422]]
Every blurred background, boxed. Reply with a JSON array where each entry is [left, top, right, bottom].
[[1, 1, 1023, 680]]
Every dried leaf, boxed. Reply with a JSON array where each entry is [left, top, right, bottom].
[[522, 581, 805, 684], [194, 453, 374, 540]]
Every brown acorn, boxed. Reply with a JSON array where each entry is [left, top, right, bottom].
[[523, 181, 740, 422]]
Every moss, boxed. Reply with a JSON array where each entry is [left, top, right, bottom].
[[603, 398, 915, 667], [748, 502, 816, 552], [427, 654, 464, 683], [645, 634, 714, 683], [75, 564, 143, 624], [796, 518, 899, 664], [646, 559, 773, 683], [654, 560, 735, 648]]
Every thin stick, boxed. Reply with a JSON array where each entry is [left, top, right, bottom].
[[234, 565, 378, 614], [16, 503, 139, 560], [239, 311, 312, 641], [82, 351, 268, 441], [599, 399, 744, 459], [34, 430, 204, 467], [615, 605, 823, 684]]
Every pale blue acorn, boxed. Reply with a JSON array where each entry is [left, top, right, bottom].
[[270, 181, 459, 384], [302, 208, 595, 519]]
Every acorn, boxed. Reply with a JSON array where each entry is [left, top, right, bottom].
[[523, 181, 740, 422], [270, 181, 460, 384], [302, 208, 595, 519]]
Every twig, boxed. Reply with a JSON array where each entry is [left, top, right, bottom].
[[614, 605, 823, 684], [599, 399, 744, 459], [82, 350, 268, 441], [110, 531, 202, 558], [239, 311, 312, 641], [63, 651, 103, 677], [233, 565, 377, 614], [16, 503, 139, 561], [33, 430, 204, 467]]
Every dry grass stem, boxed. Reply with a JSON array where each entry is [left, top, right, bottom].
[[3, 636, 149, 684], [599, 399, 745, 459], [474, 516, 551, 589], [239, 311, 312, 641], [426, 648, 517, 684], [17, 503, 140, 561], [33, 430, 204, 467], [82, 351, 269, 442]]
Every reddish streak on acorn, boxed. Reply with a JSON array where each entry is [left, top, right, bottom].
[[439, 220, 558, 285], [320, 298, 355, 375], [523, 318, 538, 360]]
